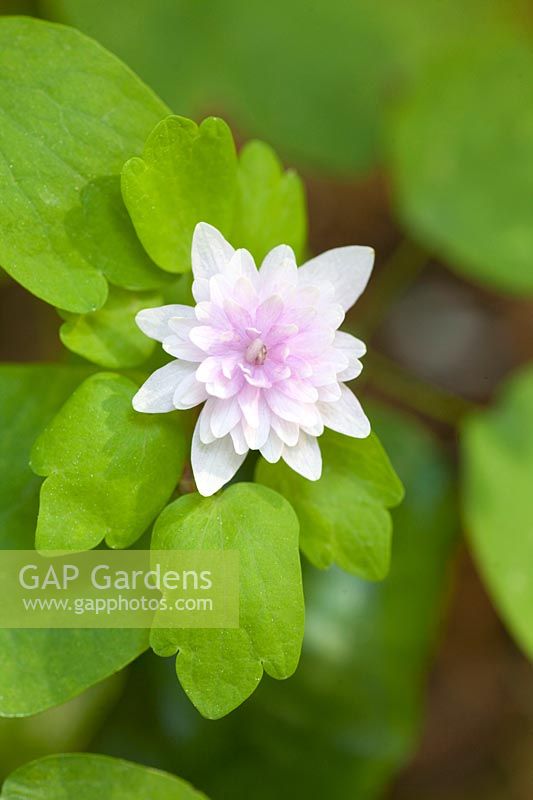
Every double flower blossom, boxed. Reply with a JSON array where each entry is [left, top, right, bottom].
[[133, 223, 373, 496]]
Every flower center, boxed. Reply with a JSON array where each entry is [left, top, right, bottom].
[[245, 337, 267, 365]]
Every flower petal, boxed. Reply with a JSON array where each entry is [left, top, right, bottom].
[[270, 414, 300, 446], [191, 420, 247, 496], [259, 244, 298, 297], [230, 423, 248, 455], [282, 432, 322, 481], [334, 331, 366, 381], [192, 222, 234, 286], [173, 371, 208, 410], [260, 430, 284, 463], [208, 397, 241, 438], [318, 385, 371, 438], [299, 246, 374, 311], [132, 361, 195, 413], [136, 304, 195, 342]]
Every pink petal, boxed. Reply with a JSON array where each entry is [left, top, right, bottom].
[[206, 370, 245, 399], [254, 295, 283, 334], [277, 379, 319, 404], [237, 384, 261, 427], [266, 387, 320, 427], [189, 325, 241, 354]]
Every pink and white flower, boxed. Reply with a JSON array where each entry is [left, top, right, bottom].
[[133, 223, 373, 496]]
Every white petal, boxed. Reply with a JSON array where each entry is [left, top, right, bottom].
[[317, 383, 342, 402], [230, 423, 248, 455], [334, 330, 366, 381], [208, 397, 241, 438], [172, 371, 208, 410], [282, 432, 322, 481], [223, 248, 258, 285], [163, 335, 205, 362], [334, 330, 366, 358], [199, 402, 217, 444], [132, 361, 195, 413], [299, 246, 374, 311], [260, 430, 283, 463], [191, 420, 247, 496], [191, 222, 235, 284], [270, 414, 299, 446], [136, 304, 195, 342], [318, 385, 371, 438], [259, 244, 298, 297]]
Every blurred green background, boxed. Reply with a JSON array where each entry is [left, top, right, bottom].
[[0, 1, 532, 798]]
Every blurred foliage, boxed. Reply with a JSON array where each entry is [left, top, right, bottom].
[[91, 404, 458, 799], [45, 0, 521, 175], [462, 366, 533, 658], [390, 33, 533, 293]]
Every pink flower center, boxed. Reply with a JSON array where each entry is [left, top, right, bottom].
[[245, 337, 267, 365]]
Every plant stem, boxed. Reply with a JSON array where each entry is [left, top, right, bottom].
[[357, 239, 429, 340], [364, 351, 480, 428]]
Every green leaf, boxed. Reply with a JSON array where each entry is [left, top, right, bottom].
[[65, 176, 175, 293], [462, 366, 533, 657], [122, 116, 238, 273], [0, 17, 169, 312], [0, 628, 148, 718], [231, 140, 307, 263], [31, 372, 186, 551], [150, 483, 304, 719], [389, 34, 533, 294], [59, 286, 160, 369], [1, 754, 207, 799], [256, 429, 404, 580], [0, 364, 148, 717]]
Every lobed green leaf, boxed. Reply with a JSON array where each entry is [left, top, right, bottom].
[[1, 754, 207, 799], [122, 116, 238, 273], [231, 140, 307, 263], [59, 286, 161, 369], [150, 483, 304, 719], [256, 429, 404, 580], [31, 372, 186, 551], [0, 17, 169, 312]]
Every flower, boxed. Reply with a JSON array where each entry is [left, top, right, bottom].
[[133, 223, 373, 496]]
